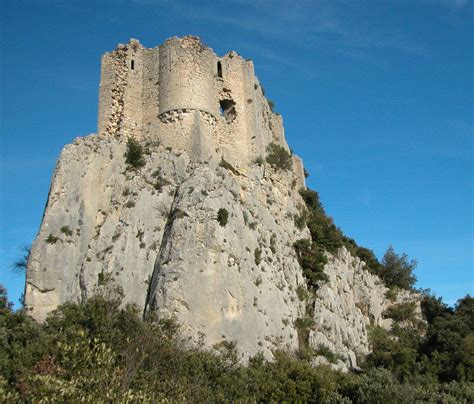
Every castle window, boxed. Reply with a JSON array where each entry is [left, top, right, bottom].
[[131, 60, 135, 70], [217, 61, 223, 78], [219, 99, 236, 122]]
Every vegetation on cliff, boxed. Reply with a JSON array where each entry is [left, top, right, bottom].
[[295, 187, 417, 293], [1, 285, 472, 402]]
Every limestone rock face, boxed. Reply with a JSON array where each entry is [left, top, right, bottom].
[[25, 134, 310, 360], [309, 247, 421, 369], [25, 133, 420, 366]]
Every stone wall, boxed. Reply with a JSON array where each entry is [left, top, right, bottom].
[[97, 36, 305, 185]]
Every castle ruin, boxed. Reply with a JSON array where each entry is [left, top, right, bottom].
[[98, 36, 305, 179]]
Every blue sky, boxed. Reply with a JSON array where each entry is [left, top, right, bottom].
[[1, 0, 472, 307]]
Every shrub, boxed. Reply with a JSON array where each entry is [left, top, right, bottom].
[[217, 208, 229, 227], [293, 239, 328, 289], [1, 285, 472, 402], [46, 234, 59, 244], [125, 200, 135, 208], [384, 302, 417, 322], [269, 233, 277, 254], [254, 247, 262, 265], [151, 168, 169, 193], [293, 212, 307, 230], [296, 285, 309, 301], [60, 226, 73, 237], [125, 137, 145, 169], [379, 246, 417, 290], [266, 143, 292, 171], [294, 316, 315, 350], [315, 345, 342, 364], [11, 244, 31, 274], [298, 188, 385, 279], [253, 156, 264, 166]]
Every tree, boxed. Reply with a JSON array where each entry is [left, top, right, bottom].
[[266, 143, 292, 171], [125, 137, 145, 169], [379, 246, 417, 290]]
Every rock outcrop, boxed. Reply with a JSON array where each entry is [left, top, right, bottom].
[[25, 36, 420, 369], [310, 247, 420, 369]]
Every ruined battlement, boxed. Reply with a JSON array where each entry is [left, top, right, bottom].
[[98, 36, 303, 176]]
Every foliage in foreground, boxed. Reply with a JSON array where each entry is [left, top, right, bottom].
[[1, 286, 472, 402]]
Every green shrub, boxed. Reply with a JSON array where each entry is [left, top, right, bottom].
[[379, 246, 417, 290], [266, 143, 292, 171], [11, 244, 30, 274], [125, 200, 135, 208], [294, 316, 316, 350], [254, 247, 262, 265], [296, 285, 309, 301], [293, 239, 328, 289], [269, 233, 277, 254], [315, 345, 342, 364], [384, 302, 417, 322], [125, 137, 145, 169], [46, 234, 59, 244], [253, 156, 264, 166], [151, 168, 167, 192], [217, 208, 229, 227], [1, 285, 472, 402], [60, 226, 73, 237]]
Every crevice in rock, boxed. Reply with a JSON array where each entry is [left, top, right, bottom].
[[142, 186, 181, 319]]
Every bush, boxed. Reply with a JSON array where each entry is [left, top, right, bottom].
[[379, 246, 417, 290], [1, 285, 472, 402], [60, 226, 73, 237], [125, 137, 145, 169], [11, 245, 30, 274], [254, 247, 262, 265], [293, 239, 328, 289], [217, 208, 229, 227], [151, 168, 167, 193], [384, 302, 417, 322], [266, 143, 292, 171], [253, 156, 264, 166], [46, 234, 59, 244]]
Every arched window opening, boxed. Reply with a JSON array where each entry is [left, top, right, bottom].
[[217, 61, 223, 78], [219, 99, 236, 122], [131, 60, 135, 70]]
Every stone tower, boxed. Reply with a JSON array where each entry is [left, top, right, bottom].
[[98, 36, 305, 178]]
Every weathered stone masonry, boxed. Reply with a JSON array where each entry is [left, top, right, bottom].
[[98, 36, 305, 182]]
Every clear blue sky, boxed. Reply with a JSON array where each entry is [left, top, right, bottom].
[[1, 0, 472, 308]]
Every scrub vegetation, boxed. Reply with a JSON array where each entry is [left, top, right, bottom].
[[1, 284, 472, 402]]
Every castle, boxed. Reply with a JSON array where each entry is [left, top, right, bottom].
[[24, 36, 417, 366], [98, 35, 304, 179]]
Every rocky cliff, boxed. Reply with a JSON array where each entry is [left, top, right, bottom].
[[25, 36, 420, 370], [25, 133, 419, 369]]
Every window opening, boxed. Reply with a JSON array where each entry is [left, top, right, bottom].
[[219, 99, 236, 122], [131, 60, 135, 70], [217, 61, 223, 78]]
